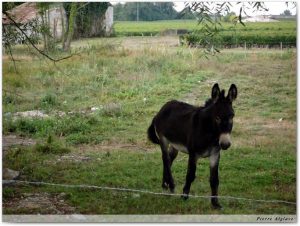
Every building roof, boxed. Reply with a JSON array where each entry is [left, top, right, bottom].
[[243, 15, 279, 22], [3, 2, 39, 25]]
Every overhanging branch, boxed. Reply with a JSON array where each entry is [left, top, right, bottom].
[[3, 11, 78, 62]]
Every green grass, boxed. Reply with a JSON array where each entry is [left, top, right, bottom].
[[2, 36, 296, 215], [3, 146, 296, 214], [114, 20, 199, 35], [114, 20, 296, 37]]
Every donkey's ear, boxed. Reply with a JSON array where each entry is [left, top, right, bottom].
[[211, 83, 220, 100], [227, 84, 238, 102]]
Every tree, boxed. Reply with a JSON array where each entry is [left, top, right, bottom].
[[59, 5, 66, 49], [63, 2, 77, 51], [223, 11, 237, 22], [3, 2, 109, 55], [3, 2, 23, 11], [182, 2, 269, 54], [114, 2, 178, 21], [3, 3, 75, 68], [73, 2, 109, 38], [3, 2, 42, 72], [36, 3, 53, 52], [2, 2, 111, 74], [177, 7, 196, 19], [281, 9, 292, 16]]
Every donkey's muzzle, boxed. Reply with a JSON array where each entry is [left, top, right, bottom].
[[220, 142, 231, 150], [219, 133, 231, 150]]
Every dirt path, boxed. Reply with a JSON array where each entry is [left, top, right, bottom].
[[3, 192, 76, 214], [3, 135, 36, 152], [120, 36, 180, 49]]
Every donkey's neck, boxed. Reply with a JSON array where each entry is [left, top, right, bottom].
[[196, 101, 217, 131], [200, 99, 216, 115], [204, 98, 215, 108]]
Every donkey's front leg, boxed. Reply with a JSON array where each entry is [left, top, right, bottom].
[[209, 152, 222, 209], [182, 153, 197, 200]]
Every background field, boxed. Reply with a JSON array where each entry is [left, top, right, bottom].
[[2, 22, 296, 215], [114, 20, 296, 44], [114, 20, 296, 35]]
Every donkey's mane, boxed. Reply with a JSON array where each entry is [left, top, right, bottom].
[[203, 89, 226, 107], [204, 98, 214, 107]]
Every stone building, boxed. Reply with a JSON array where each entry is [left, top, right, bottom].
[[103, 5, 114, 36], [3, 2, 114, 42], [3, 2, 67, 40]]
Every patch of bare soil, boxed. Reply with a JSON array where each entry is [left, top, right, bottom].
[[76, 143, 153, 154], [120, 36, 180, 50], [235, 117, 296, 131], [233, 117, 296, 149], [44, 154, 93, 165], [3, 192, 76, 214], [3, 135, 36, 152], [3, 55, 34, 61]]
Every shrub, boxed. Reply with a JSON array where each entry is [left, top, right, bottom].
[[40, 93, 58, 108], [65, 133, 90, 145], [180, 33, 296, 48]]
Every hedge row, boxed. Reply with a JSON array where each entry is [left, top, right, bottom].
[[179, 33, 296, 48]]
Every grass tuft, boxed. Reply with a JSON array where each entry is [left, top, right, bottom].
[[35, 135, 71, 154]]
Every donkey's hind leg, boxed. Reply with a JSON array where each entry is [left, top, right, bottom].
[[169, 146, 178, 167], [160, 137, 176, 193]]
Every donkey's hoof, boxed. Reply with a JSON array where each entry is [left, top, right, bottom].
[[212, 203, 223, 210], [162, 182, 169, 190], [181, 193, 189, 200]]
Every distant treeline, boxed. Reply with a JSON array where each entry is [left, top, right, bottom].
[[113, 2, 194, 21]]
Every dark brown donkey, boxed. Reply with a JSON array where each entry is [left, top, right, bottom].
[[147, 83, 237, 209]]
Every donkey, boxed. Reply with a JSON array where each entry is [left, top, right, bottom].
[[147, 83, 237, 209]]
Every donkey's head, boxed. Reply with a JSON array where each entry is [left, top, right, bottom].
[[211, 83, 238, 150]]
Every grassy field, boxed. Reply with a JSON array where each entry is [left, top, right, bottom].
[[2, 36, 296, 215]]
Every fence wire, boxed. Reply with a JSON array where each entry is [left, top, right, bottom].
[[3, 179, 296, 206]]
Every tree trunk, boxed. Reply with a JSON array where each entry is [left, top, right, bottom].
[[47, 9, 52, 50], [60, 6, 66, 48], [63, 3, 77, 52], [41, 14, 48, 51]]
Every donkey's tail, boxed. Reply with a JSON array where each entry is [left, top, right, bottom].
[[147, 119, 160, 144]]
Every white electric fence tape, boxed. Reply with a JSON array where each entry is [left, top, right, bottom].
[[3, 179, 296, 205]]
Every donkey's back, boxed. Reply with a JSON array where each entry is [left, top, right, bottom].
[[148, 100, 198, 145]]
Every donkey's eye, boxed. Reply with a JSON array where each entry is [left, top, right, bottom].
[[215, 117, 221, 124]]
